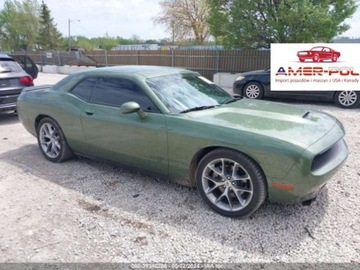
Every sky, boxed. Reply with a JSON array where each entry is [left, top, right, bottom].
[[1, 0, 360, 40], [42, 0, 168, 40]]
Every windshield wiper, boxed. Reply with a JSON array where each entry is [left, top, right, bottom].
[[222, 97, 242, 104], [180, 105, 217, 114]]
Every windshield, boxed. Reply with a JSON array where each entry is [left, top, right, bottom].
[[146, 73, 233, 113]]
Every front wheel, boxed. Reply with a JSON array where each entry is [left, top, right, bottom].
[[243, 82, 264, 99], [37, 118, 73, 162], [312, 54, 320, 62], [196, 149, 267, 218], [334, 91, 360, 109]]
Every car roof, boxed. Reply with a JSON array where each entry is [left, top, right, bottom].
[[311, 46, 331, 50], [75, 65, 195, 79]]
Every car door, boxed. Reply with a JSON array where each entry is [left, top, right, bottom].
[[321, 47, 332, 60], [80, 76, 168, 175], [11, 55, 39, 79]]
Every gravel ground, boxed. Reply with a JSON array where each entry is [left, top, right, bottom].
[[0, 72, 359, 263]]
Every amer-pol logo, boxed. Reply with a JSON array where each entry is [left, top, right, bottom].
[[275, 66, 360, 76], [271, 43, 360, 91], [296, 46, 340, 63]]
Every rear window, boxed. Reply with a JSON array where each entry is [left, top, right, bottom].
[[0, 59, 23, 73]]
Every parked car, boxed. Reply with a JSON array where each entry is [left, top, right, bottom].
[[297, 46, 340, 62], [17, 66, 348, 218], [233, 68, 360, 108], [0, 53, 34, 112]]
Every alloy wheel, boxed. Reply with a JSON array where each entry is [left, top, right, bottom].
[[201, 158, 253, 212], [39, 123, 61, 158], [338, 91, 358, 107], [245, 84, 260, 99]]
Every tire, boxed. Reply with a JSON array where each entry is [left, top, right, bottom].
[[334, 91, 360, 109], [243, 82, 264, 99], [196, 149, 267, 218], [331, 54, 338, 62], [36, 117, 73, 162], [299, 58, 305, 62], [312, 54, 320, 62]]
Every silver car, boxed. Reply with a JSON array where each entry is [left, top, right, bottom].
[[0, 54, 34, 112]]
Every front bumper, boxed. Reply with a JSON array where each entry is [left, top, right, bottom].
[[267, 124, 348, 204], [233, 81, 246, 95]]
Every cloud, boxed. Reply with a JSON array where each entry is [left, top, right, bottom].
[[43, 0, 168, 40], [343, 10, 360, 38]]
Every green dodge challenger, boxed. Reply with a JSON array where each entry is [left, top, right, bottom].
[[17, 66, 348, 217]]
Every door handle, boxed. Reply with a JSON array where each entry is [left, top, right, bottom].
[[85, 110, 94, 116]]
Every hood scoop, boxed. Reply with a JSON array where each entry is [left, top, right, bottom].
[[302, 111, 311, 119]]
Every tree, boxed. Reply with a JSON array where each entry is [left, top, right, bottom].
[[0, 0, 40, 50], [74, 36, 93, 50], [154, 0, 210, 44], [207, 0, 358, 48], [37, 1, 62, 49], [91, 34, 119, 50]]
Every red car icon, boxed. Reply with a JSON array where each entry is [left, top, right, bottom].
[[297, 46, 341, 62]]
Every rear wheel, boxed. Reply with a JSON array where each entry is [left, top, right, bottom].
[[37, 118, 73, 162], [334, 91, 360, 109], [243, 82, 264, 99], [196, 149, 267, 218], [331, 54, 338, 62]]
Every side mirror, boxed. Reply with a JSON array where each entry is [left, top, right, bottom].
[[120, 102, 147, 119]]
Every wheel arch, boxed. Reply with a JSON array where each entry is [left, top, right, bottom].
[[242, 80, 264, 93], [35, 115, 74, 162], [35, 114, 67, 138], [35, 114, 53, 131], [189, 146, 269, 192]]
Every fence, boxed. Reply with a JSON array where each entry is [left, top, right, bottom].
[[12, 49, 270, 80]]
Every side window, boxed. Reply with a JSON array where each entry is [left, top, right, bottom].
[[90, 77, 159, 112], [70, 77, 98, 101]]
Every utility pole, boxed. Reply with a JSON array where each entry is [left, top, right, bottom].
[[68, 19, 80, 51]]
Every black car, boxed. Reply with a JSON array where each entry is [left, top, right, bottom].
[[0, 54, 35, 112], [233, 68, 360, 108]]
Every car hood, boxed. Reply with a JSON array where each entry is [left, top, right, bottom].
[[185, 99, 338, 148], [240, 69, 268, 76]]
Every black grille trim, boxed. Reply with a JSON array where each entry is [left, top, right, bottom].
[[311, 140, 343, 172]]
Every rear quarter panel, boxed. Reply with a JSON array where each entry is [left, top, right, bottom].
[[17, 89, 87, 152]]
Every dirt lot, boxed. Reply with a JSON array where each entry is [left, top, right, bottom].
[[0, 73, 359, 263]]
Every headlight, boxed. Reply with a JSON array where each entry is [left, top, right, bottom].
[[235, 76, 245, 81]]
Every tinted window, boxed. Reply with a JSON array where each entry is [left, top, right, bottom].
[[70, 77, 98, 101], [90, 77, 159, 112]]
